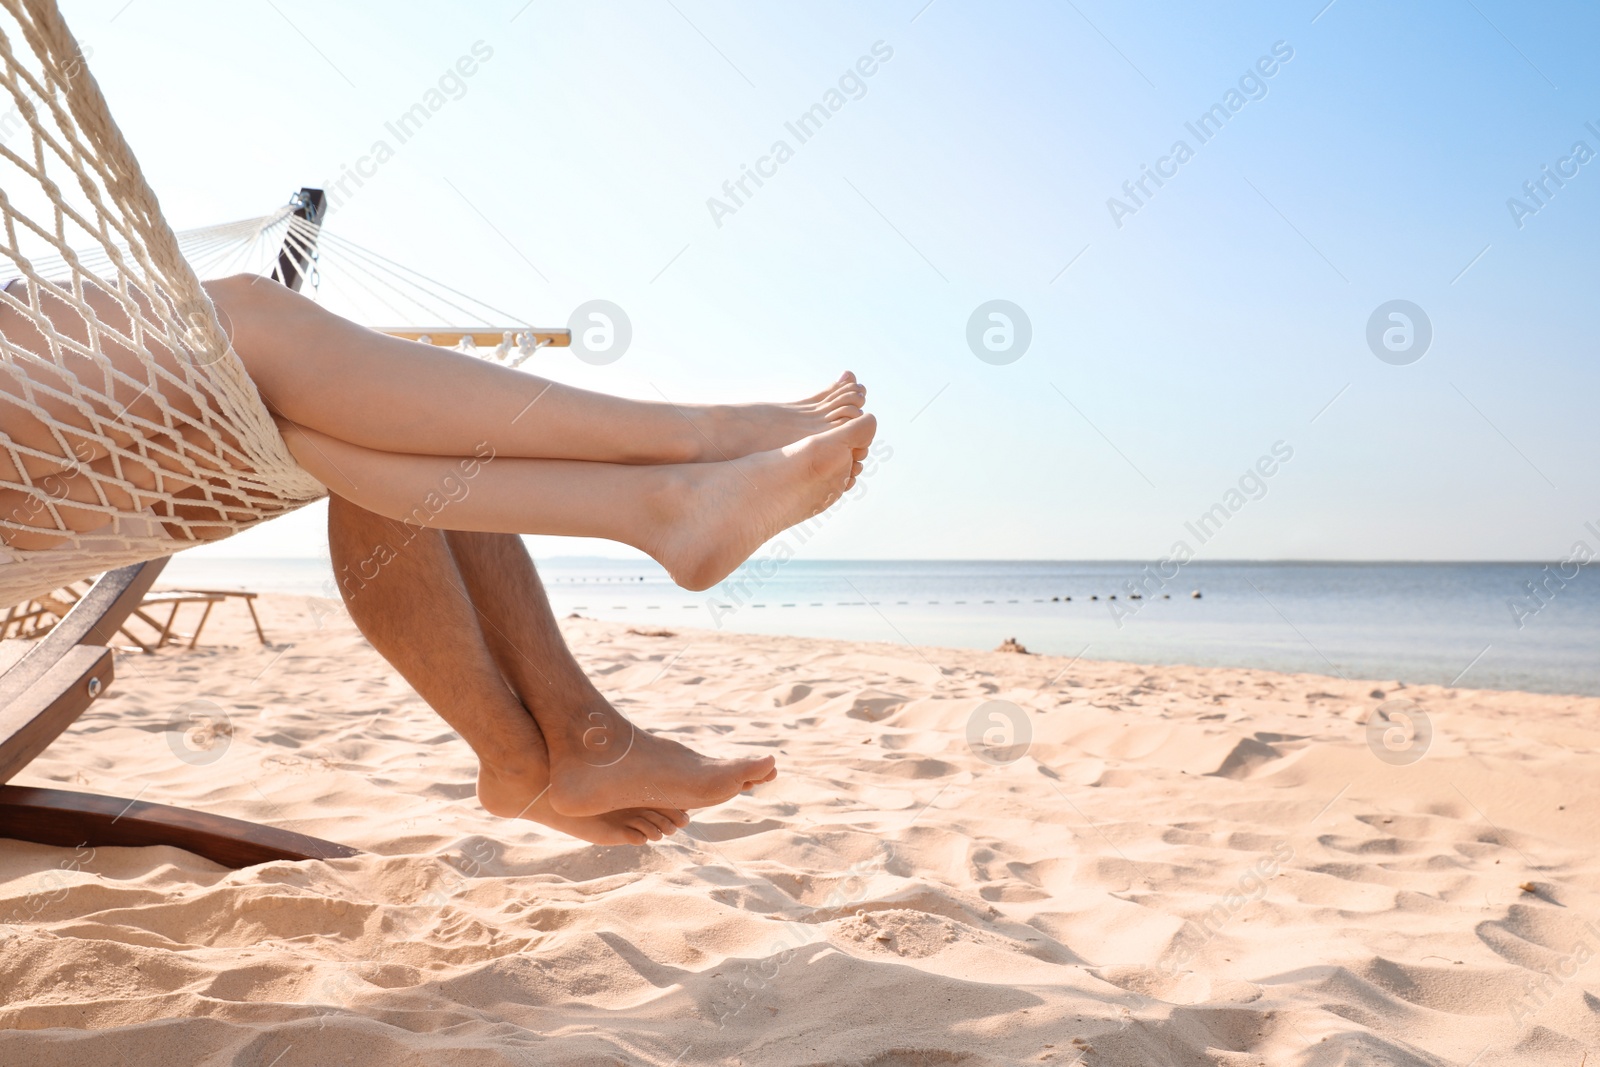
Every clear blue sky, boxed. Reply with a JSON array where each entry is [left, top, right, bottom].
[[67, 0, 1600, 561]]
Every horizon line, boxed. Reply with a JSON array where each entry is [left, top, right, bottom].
[[170, 555, 1565, 566]]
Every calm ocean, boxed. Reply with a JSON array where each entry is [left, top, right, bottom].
[[159, 557, 1600, 698]]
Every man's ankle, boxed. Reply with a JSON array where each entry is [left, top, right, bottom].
[[538, 695, 630, 752]]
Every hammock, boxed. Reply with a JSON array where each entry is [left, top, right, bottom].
[[146, 199, 569, 367], [0, 0, 326, 607], [0, 1, 574, 613]]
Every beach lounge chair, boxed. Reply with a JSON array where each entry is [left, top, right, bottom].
[[3, 582, 264, 653]]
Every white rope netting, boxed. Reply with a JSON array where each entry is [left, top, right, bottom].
[[0, 0, 324, 607], [274, 212, 555, 367]]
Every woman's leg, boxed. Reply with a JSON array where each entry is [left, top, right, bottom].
[[280, 413, 875, 592], [0, 273, 870, 548], [204, 274, 865, 465]]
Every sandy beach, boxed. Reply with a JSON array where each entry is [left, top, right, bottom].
[[1, 592, 1597, 1065]]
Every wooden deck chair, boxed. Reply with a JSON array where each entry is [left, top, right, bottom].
[[0, 557, 359, 868], [16, 577, 270, 652]]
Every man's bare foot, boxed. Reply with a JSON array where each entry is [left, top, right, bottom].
[[685, 372, 866, 461], [541, 701, 777, 818], [478, 761, 690, 845], [649, 414, 877, 592], [472, 712, 690, 846]]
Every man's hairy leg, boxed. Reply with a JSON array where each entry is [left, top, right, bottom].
[[326, 493, 684, 844], [444, 529, 779, 819]]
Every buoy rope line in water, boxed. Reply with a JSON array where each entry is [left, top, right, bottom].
[[563, 593, 1204, 611]]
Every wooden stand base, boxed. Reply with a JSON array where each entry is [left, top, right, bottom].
[[0, 785, 359, 868]]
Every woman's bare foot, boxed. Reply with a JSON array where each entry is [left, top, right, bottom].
[[649, 414, 877, 592], [478, 761, 690, 845], [540, 699, 777, 818], [684, 372, 866, 461]]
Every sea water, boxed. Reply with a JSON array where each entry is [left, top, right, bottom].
[[159, 557, 1600, 697]]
